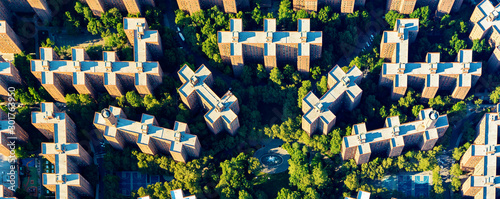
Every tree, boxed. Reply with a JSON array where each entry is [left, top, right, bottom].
[[451, 177, 461, 192], [310, 66, 322, 80], [344, 173, 359, 190], [330, 128, 342, 154], [298, 80, 312, 108], [385, 10, 404, 28], [276, 188, 301, 199], [126, 91, 143, 107], [256, 64, 268, 81], [409, 6, 430, 27], [412, 105, 424, 118], [433, 166, 445, 195], [316, 76, 328, 95], [278, 0, 293, 27], [216, 153, 261, 199], [269, 67, 284, 85], [490, 86, 500, 103]]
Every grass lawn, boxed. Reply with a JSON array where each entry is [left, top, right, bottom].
[[254, 172, 290, 198]]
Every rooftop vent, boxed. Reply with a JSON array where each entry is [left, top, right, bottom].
[[232, 31, 239, 42], [301, 31, 307, 43], [398, 63, 406, 74], [266, 31, 273, 43], [101, 108, 112, 118], [341, 76, 351, 86], [392, 126, 400, 137], [190, 76, 199, 85], [216, 102, 225, 112], [315, 103, 324, 112], [105, 61, 112, 72], [43, 111, 55, 120], [74, 61, 81, 72], [56, 174, 66, 184], [136, 62, 143, 73], [141, 124, 148, 134], [359, 133, 366, 144], [487, 145, 496, 154], [54, 144, 65, 153], [42, 61, 49, 71], [174, 131, 182, 142]]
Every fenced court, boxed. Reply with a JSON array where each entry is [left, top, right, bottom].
[[117, 171, 161, 196], [381, 172, 432, 197]]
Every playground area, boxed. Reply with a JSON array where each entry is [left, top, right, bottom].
[[117, 171, 161, 196], [21, 158, 39, 197], [381, 172, 432, 197]]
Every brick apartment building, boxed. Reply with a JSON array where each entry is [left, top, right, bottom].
[[470, 0, 500, 46], [460, 105, 500, 198], [380, 18, 481, 100], [81, 0, 155, 16], [218, 18, 322, 76], [0, 108, 28, 158], [388, 0, 462, 15], [32, 103, 93, 199], [0, 57, 23, 98], [341, 108, 449, 165], [30, 18, 163, 102], [0, 21, 23, 54], [292, 0, 365, 13], [0, 185, 15, 199], [302, 65, 363, 136], [345, 190, 370, 199], [176, 0, 249, 15], [178, 64, 240, 135], [93, 106, 201, 163]]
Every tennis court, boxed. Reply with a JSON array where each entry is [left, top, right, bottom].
[[382, 173, 432, 197], [117, 171, 161, 196]]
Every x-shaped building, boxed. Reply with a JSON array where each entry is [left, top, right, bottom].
[[460, 105, 500, 198], [93, 106, 201, 163], [30, 18, 163, 102], [380, 18, 481, 100], [302, 65, 363, 136], [32, 103, 93, 199], [178, 64, 240, 135]]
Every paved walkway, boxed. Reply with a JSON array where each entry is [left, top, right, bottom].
[[253, 139, 290, 174]]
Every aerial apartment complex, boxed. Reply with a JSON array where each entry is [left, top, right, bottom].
[[80, 0, 154, 16], [176, 0, 249, 14], [345, 190, 371, 199], [0, 57, 23, 98], [178, 64, 240, 135], [218, 18, 322, 75], [302, 65, 363, 136], [93, 106, 201, 163], [380, 18, 481, 100], [0, 108, 28, 157], [32, 103, 94, 199], [30, 18, 163, 102], [460, 105, 500, 198], [292, 0, 365, 13], [387, 0, 462, 15], [341, 108, 449, 165]]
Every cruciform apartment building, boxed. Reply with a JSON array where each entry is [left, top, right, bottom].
[[472, 0, 500, 73], [30, 18, 163, 102], [31, 103, 93, 199], [178, 64, 240, 135], [460, 105, 500, 198], [93, 106, 201, 163], [380, 18, 481, 101], [81, 0, 154, 16], [341, 108, 449, 165], [217, 18, 322, 76], [302, 65, 363, 136]]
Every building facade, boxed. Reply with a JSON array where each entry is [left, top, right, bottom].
[[380, 19, 481, 100], [176, 0, 249, 15], [81, 0, 154, 16], [30, 18, 163, 102], [341, 108, 449, 165], [302, 65, 363, 136], [0, 21, 23, 54], [460, 105, 500, 198], [93, 106, 201, 163], [1, 0, 52, 23], [0, 185, 16, 199], [218, 18, 322, 75], [178, 64, 240, 135], [292, 0, 365, 13], [390, 0, 463, 15], [0, 57, 22, 98], [32, 102, 94, 199]]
